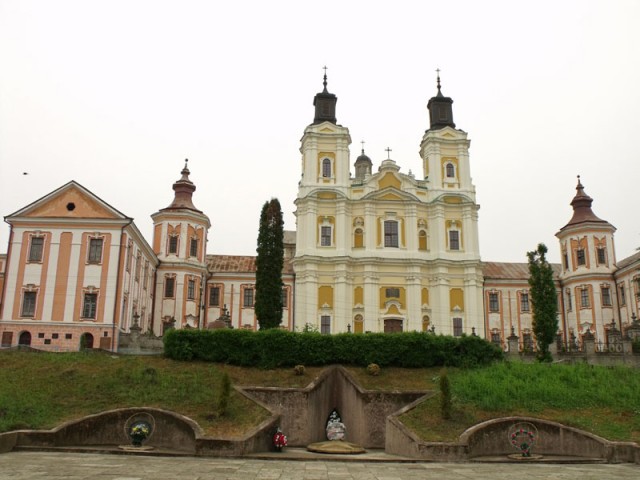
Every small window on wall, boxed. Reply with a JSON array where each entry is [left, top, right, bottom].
[[88, 238, 103, 264], [243, 288, 254, 307], [354, 228, 364, 248], [576, 249, 586, 266], [453, 317, 463, 337], [491, 329, 501, 345], [597, 247, 606, 265], [418, 230, 427, 251], [164, 277, 175, 298], [445, 163, 455, 178], [566, 290, 572, 311], [322, 158, 331, 178], [190, 238, 198, 258], [384, 221, 399, 248], [449, 230, 460, 251], [488, 292, 499, 312], [82, 293, 98, 319], [281, 288, 288, 308], [28, 237, 44, 262], [187, 279, 196, 300], [580, 288, 590, 308], [320, 226, 332, 247], [168, 236, 178, 254], [563, 252, 569, 269], [21, 291, 37, 317], [520, 292, 530, 312], [601, 286, 612, 307], [209, 286, 220, 306], [619, 285, 626, 306], [385, 288, 400, 299], [321, 315, 331, 334]]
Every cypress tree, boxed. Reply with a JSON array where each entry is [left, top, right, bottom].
[[255, 198, 284, 329], [527, 243, 558, 362]]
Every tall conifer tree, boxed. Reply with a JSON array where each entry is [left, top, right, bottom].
[[527, 243, 558, 362], [255, 198, 284, 329]]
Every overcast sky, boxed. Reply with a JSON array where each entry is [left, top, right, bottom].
[[1, 0, 638, 264]]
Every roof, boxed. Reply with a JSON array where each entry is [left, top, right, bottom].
[[482, 261, 561, 280], [616, 250, 640, 270], [207, 255, 294, 275]]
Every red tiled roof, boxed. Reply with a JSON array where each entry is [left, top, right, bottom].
[[206, 255, 294, 275], [482, 261, 561, 280]]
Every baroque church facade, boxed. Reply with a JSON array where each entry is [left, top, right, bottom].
[[1, 76, 638, 351]]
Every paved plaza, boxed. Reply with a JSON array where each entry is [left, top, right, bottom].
[[0, 452, 637, 480]]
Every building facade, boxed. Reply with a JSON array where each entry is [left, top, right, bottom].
[[0, 76, 638, 351]]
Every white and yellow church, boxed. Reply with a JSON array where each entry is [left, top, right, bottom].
[[1, 76, 638, 351]]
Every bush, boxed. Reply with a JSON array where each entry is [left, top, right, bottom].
[[164, 329, 504, 369], [439, 369, 452, 420], [366, 363, 380, 376], [216, 372, 231, 416], [293, 365, 305, 376]]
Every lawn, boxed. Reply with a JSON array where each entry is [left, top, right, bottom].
[[1, 350, 638, 443]]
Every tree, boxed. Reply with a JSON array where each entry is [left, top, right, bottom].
[[527, 243, 558, 362], [255, 198, 284, 329]]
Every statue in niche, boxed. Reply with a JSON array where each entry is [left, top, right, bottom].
[[325, 409, 346, 441]]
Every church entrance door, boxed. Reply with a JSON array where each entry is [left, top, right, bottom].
[[384, 318, 403, 333]]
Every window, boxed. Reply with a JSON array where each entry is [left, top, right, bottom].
[[65, 333, 72, 339], [449, 230, 460, 250], [52, 333, 59, 339], [82, 293, 98, 319], [209, 286, 220, 306], [566, 290, 572, 311], [619, 285, 626, 306], [597, 247, 606, 265], [453, 317, 463, 337], [243, 288, 254, 307], [21, 291, 37, 317], [320, 226, 332, 246], [143, 261, 149, 289], [88, 238, 103, 263], [190, 238, 198, 258], [491, 329, 501, 345], [384, 221, 399, 247], [322, 158, 331, 178], [580, 288, 590, 308], [164, 277, 175, 298], [563, 252, 569, 269], [282, 288, 288, 308], [321, 315, 331, 334], [523, 332, 534, 351], [187, 279, 196, 300], [134, 252, 142, 281], [601, 286, 611, 306], [385, 288, 400, 299], [489, 292, 499, 312], [126, 241, 133, 271], [168, 235, 178, 254], [445, 163, 455, 178], [28, 237, 44, 262], [576, 249, 586, 266], [520, 292, 530, 312]]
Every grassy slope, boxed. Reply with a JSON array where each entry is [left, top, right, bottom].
[[1, 351, 639, 443]]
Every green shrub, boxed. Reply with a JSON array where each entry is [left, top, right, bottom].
[[366, 363, 380, 376], [293, 365, 305, 376], [439, 369, 452, 420], [164, 329, 504, 368], [216, 372, 231, 416]]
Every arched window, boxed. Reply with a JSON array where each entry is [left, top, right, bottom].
[[445, 163, 455, 178], [322, 158, 331, 178]]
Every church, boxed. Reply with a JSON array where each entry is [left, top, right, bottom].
[[1, 75, 638, 351]]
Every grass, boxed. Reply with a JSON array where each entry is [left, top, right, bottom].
[[1, 351, 639, 444], [401, 362, 640, 443]]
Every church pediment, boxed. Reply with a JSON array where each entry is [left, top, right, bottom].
[[7, 181, 127, 220], [362, 186, 420, 203]]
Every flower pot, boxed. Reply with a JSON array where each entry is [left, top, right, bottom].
[[130, 434, 146, 447]]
